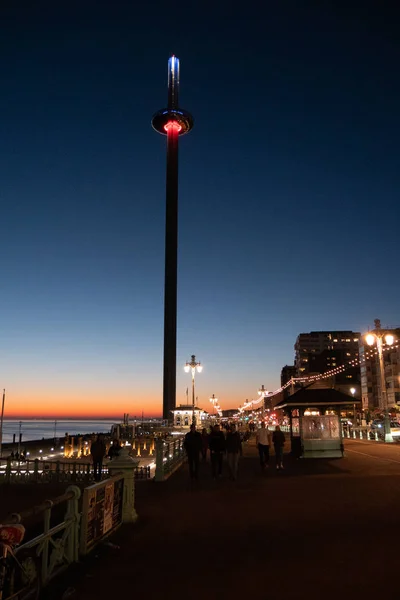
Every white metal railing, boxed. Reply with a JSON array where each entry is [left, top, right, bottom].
[[13, 485, 81, 590], [154, 437, 186, 481], [341, 427, 382, 442], [0, 458, 150, 484]]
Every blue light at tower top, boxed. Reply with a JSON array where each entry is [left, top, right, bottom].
[[168, 55, 180, 110], [152, 55, 193, 136]]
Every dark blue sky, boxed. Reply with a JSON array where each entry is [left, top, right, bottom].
[[1, 1, 399, 416]]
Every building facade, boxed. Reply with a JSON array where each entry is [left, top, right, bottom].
[[281, 365, 297, 387], [294, 330, 361, 397], [172, 405, 208, 428]]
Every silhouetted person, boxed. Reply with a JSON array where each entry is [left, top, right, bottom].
[[272, 425, 285, 470], [184, 424, 202, 480], [91, 434, 106, 481], [209, 424, 226, 479], [201, 428, 209, 462], [226, 424, 242, 480], [256, 422, 271, 470], [107, 439, 122, 460]]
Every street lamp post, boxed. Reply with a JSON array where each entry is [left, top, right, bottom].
[[350, 387, 356, 425], [258, 385, 269, 420], [365, 320, 395, 443], [210, 394, 218, 421], [184, 355, 203, 426]]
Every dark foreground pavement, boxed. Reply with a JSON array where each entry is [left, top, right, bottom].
[[46, 438, 400, 600]]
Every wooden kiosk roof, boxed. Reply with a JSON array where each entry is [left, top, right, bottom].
[[274, 387, 361, 410]]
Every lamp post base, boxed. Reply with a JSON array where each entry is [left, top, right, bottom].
[[384, 413, 394, 443]]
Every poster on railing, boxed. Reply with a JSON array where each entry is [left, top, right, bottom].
[[80, 475, 124, 555], [103, 482, 114, 534]]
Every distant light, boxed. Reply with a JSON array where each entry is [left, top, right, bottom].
[[60, 446, 64, 450], [164, 121, 182, 133], [39, 449, 43, 453], [50, 447, 54, 451], [350, 388, 356, 396]]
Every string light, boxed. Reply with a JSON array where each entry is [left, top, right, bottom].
[[233, 341, 400, 416]]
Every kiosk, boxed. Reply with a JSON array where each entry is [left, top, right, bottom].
[[274, 387, 360, 459]]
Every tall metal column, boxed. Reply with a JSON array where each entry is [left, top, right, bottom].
[[152, 57, 194, 421], [163, 124, 179, 422]]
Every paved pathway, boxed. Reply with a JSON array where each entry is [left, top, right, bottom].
[[46, 438, 400, 600]]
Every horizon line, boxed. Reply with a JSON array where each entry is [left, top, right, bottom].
[[3, 415, 163, 421]]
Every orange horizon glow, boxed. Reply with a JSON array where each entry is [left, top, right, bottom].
[[2, 388, 251, 420], [3, 391, 163, 420]]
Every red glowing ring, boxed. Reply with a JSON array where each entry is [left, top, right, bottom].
[[164, 121, 182, 133]]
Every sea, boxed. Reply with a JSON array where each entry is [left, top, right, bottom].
[[0, 420, 115, 444]]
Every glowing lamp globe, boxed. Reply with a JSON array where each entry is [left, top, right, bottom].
[[365, 334, 375, 346], [385, 334, 394, 346], [184, 365, 190, 373], [197, 364, 203, 373]]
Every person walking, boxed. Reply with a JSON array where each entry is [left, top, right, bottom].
[[272, 425, 285, 470], [184, 424, 202, 480], [201, 428, 209, 462], [256, 422, 271, 470], [91, 434, 106, 481], [226, 424, 242, 480], [209, 424, 226, 479]]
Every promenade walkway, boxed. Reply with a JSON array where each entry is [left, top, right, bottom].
[[47, 438, 400, 600]]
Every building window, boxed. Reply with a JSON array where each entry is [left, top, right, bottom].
[[184, 417, 189, 426]]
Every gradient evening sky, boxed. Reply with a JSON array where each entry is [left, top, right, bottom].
[[1, 1, 399, 418]]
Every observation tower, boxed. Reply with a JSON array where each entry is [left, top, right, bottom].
[[152, 56, 194, 421]]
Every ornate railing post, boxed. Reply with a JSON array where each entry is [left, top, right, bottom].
[[5, 457, 11, 483], [65, 485, 81, 563], [41, 500, 53, 584], [155, 438, 165, 482], [34, 458, 39, 483], [108, 447, 138, 523]]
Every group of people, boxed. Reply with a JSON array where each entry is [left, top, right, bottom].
[[256, 422, 285, 470], [184, 423, 243, 481], [184, 422, 286, 481], [90, 435, 122, 481], [9, 451, 26, 462]]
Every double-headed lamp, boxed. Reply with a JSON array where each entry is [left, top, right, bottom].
[[366, 333, 395, 346]]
